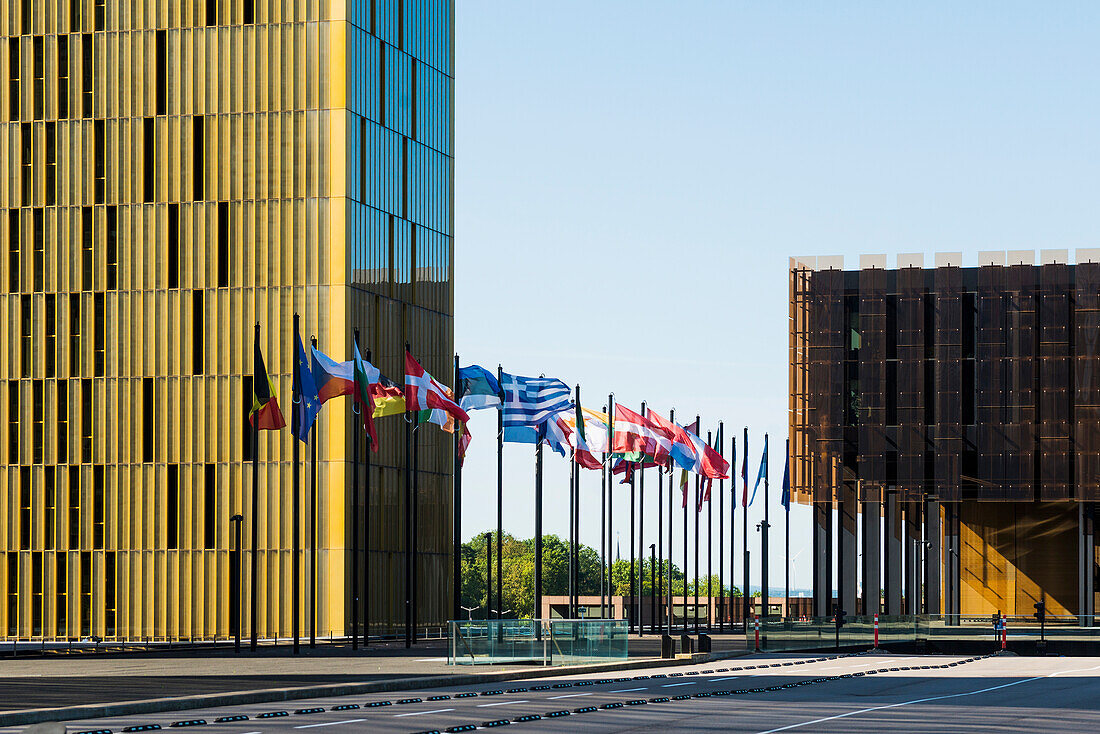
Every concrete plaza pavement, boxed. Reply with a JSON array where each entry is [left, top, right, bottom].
[[16, 651, 1100, 734]]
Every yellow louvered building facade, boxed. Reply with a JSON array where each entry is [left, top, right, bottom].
[[0, 0, 454, 641]]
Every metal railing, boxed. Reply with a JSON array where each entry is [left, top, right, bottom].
[[448, 619, 629, 666]]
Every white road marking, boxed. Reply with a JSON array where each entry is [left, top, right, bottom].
[[611, 687, 648, 692], [1049, 662, 1100, 677], [294, 719, 366, 729], [477, 700, 529, 707], [393, 708, 455, 717], [415, 657, 449, 662], [753, 677, 1043, 734], [710, 676, 741, 682], [548, 692, 592, 699], [661, 681, 696, 687]]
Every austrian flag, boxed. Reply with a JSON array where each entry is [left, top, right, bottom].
[[404, 351, 470, 424]]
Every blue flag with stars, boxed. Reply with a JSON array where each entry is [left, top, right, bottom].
[[294, 333, 322, 443]]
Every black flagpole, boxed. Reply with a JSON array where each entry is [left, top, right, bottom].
[[785, 437, 790, 618], [412, 405, 420, 641], [292, 313, 301, 654], [680, 412, 687, 632], [404, 344, 413, 648], [730, 434, 736, 627], [707, 429, 713, 631], [601, 401, 608, 618], [250, 323, 260, 652], [576, 389, 584, 617], [568, 395, 576, 618], [694, 470, 700, 635], [453, 354, 462, 624], [742, 426, 749, 629], [668, 408, 675, 635], [718, 422, 724, 631], [629, 455, 636, 633], [363, 345, 373, 645], [607, 394, 615, 619], [496, 366, 504, 621], [637, 401, 645, 635], [309, 336, 318, 649], [351, 330, 361, 650], [534, 437, 544, 626], [762, 432, 770, 618], [658, 441, 664, 632]]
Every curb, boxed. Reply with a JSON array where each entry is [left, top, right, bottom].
[[0, 649, 750, 726]]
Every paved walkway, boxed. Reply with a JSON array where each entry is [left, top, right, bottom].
[[0, 634, 747, 714]]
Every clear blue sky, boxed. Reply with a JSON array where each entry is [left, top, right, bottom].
[[452, 1, 1100, 594]]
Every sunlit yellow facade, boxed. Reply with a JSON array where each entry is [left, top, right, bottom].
[[1, 0, 454, 640]]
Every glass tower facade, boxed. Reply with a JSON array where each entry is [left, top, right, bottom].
[[0, 0, 454, 640]]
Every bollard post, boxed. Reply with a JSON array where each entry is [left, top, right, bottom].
[[874, 612, 879, 649], [754, 614, 760, 652], [1001, 619, 1007, 651]]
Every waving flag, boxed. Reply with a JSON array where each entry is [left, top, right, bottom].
[[458, 365, 502, 412], [680, 422, 730, 479], [780, 438, 791, 511], [680, 469, 690, 508], [647, 411, 697, 471], [250, 338, 286, 431], [538, 414, 573, 457], [611, 404, 667, 460], [560, 407, 608, 470], [404, 351, 469, 423], [370, 372, 406, 418], [748, 433, 768, 506], [310, 347, 355, 403], [293, 334, 322, 443], [351, 341, 379, 450], [501, 373, 572, 443]]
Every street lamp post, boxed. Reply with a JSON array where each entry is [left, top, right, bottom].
[[229, 514, 244, 654]]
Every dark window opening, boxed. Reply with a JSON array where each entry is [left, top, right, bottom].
[[93, 293, 104, 376], [155, 30, 167, 115], [58, 35, 69, 118], [9, 209, 19, 291], [79, 551, 91, 636], [243, 0, 254, 24], [31, 552, 42, 635], [93, 119, 104, 202], [21, 123, 32, 204], [70, 293, 81, 375], [71, 0, 82, 31], [92, 466, 104, 549], [32, 207, 43, 292], [105, 206, 117, 290], [20, 467, 32, 550], [57, 380, 68, 463], [32, 380, 44, 464], [886, 360, 897, 426], [93, 0, 105, 31], [22, 0, 33, 33], [81, 207, 93, 290], [167, 465, 178, 550], [167, 203, 179, 287], [81, 379, 92, 462], [55, 552, 67, 635], [142, 377, 154, 462], [44, 466, 55, 550], [21, 294, 32, 377], [204, 464, 216, 549], [32, 36, 44, 120], [217, 202, 229, 286], [9, 383, 19, 462], [143, 117, 155, 202], [206, 0, 217, 25], [45, 122, 56, 205], [69, 469, 80, 549], [6, 554, 17, 636], [82, 33, 93, 117], [104, 551, 115, 637], [9, 38, 19, 119], [193, 290, 204, 374], [193, 116, 204, 199], [45, 293, 56, 378]]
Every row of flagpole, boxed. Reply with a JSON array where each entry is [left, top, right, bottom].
[[244, 318, 796, 652]]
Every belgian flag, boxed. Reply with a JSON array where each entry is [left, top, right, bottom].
[[250, 338, 286, 431]]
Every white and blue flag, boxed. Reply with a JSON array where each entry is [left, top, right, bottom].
[[501, 373, 573, 443]]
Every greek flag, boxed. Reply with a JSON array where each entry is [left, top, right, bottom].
[[501, 372, 573, 443]]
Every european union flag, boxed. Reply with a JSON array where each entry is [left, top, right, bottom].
[[294, 333, 322, 443]]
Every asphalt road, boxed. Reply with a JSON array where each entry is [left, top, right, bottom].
[[13, 652, 1100, 733]]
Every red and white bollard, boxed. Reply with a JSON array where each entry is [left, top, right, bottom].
[[754, 614, 761, 652], [874, 612, 879, 649], [1001, 619, 1007, 651]]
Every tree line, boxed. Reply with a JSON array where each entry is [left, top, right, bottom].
[[460, 532, 743, 618]]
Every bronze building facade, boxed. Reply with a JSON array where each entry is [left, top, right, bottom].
[[790, 253, 1099, 619], [1, 0, 454, 640]]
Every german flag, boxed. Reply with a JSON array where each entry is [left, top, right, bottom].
[[250, 340, 286, 431]]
